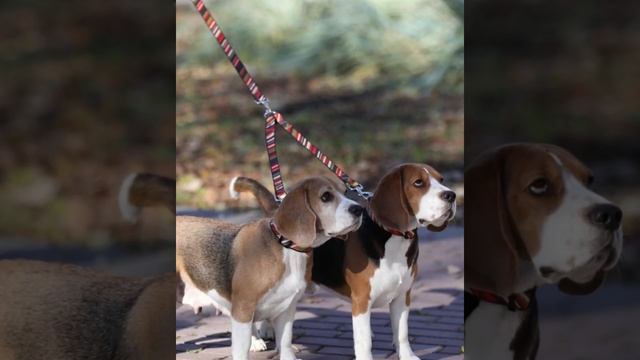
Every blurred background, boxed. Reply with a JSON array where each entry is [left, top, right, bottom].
[[0, 0, 175, 275], [467, 1, 640, 358], [176, 0, 464, 210]]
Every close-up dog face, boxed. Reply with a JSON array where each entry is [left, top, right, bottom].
[[371, 164, 457, 232], [274, 176, 363, 248], [503, 145, 623, 283], [466, 143, 623, 295]]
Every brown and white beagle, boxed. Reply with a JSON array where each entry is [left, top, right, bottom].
[[231, 164, 457, 360], [177, 176, 363, 360], [465, 143, 624, 360], [0, 173, 177, 360]]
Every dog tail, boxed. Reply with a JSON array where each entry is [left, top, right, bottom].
[[229, 176, 279, 216], [119, 173, 176, 223]]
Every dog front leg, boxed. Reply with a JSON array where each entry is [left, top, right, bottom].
[[273, 304, 298, 360], [390, 292, 419, 360], [352, 297, 373, 360], [231, 302, 256, 360], [250, 323, 268, 352]]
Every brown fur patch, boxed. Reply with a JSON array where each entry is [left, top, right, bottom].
[[0, 260, 174, 360]]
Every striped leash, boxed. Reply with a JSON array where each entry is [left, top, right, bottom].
[[190, 0, 372, 202]]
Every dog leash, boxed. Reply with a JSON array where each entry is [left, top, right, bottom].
[[190, 0, 372, 202]]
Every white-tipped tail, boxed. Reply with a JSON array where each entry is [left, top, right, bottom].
[[229, 176, 240, 199], [119, 173, 141, 223]]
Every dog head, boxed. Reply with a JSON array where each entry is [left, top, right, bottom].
[[273, 176, 363, 248], [369, 164, 457, 233], [466, 143, 623, 296]]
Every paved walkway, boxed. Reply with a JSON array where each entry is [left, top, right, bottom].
[[176, 216, 464, 360]]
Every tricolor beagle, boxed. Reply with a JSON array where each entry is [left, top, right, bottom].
[[176, 176, 363, 360], [0, 173, 177, 360], [231, 164, 457, 360], [465, 143, 623, 360]]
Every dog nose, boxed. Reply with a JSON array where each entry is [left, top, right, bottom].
[[589, 204, 622, 231], [440, 191, 456, 203], [348, 204, 364, 217]]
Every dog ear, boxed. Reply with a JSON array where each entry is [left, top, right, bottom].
[[558, 270, 606, 295], [273, 183, 317, 248], [369, 165, 413, 232], [465, 148, 522, 297]]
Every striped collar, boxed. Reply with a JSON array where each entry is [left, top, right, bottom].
[[468, 288, 534, 311], [269, 220, 312, 254]]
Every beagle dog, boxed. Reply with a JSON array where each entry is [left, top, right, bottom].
[[176, 176, 364, 360], [465, 143, 623, 360], [0, 173, 177, 360], [230, 164, 457, 360]]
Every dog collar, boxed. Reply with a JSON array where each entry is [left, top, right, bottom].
[[468, 288, 533, 311], [368, 211, 416, 240], [269, 220, 312, 254], [385, 227, 417, 240]]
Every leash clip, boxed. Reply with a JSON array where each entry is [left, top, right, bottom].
[[256, 97, 276, 118], [349, 184, 373, 200]]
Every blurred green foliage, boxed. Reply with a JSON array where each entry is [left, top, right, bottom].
[[178, 0, 463, 94]]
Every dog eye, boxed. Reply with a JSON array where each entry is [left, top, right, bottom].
[[529, 178, 549, 195], [413, 179, 425, 187], [320, 191, 333, 202]]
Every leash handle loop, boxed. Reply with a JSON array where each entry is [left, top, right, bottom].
[[190, 0, 371, 200]]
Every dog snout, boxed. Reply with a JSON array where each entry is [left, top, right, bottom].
[[348, 204, 364, 217], [588, 204, 622, 231], [440, 190, 456, 203]]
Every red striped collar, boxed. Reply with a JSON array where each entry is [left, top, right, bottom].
[[269, 220, 312, 254], [469, 288, 533, 311], [384, 227, 417, 240]]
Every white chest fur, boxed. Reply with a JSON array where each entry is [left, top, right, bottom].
[[206, 249, 308, 321], [465, 301, 526, 360], [369, 235, 415, 309], [254, 249, 308, 321]]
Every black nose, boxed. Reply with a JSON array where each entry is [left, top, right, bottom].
[[589, 204, 622, 231], [440, 191, 456, 203], [348, 204, 364, 217]]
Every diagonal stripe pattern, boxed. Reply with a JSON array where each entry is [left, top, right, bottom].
[[190, 0, 368, 201]]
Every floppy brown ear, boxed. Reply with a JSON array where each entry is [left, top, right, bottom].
[[465, 149, 521, 297], [369, 166, 413, 232], [273, 184, 317, 248], [558, 270, 606, 295]]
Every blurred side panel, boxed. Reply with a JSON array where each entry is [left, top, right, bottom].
[[0, 0, 175, 359], [466, 1, 640, 359]]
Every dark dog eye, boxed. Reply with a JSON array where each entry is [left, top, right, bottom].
[[413, 179, 425, 187], [320, 191, 333, 202], [529, 178, 550, 195]]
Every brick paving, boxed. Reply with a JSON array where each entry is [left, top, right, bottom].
[[176, 223, 464, 360]]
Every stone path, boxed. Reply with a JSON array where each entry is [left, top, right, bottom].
[[176, 221, 464, 360]]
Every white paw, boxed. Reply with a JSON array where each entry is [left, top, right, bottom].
[[250, 336, 268, 352]]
